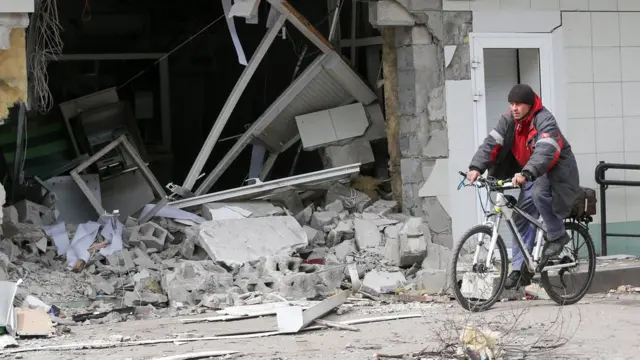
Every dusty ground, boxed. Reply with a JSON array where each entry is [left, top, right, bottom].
[[5, 293, 640, 360]]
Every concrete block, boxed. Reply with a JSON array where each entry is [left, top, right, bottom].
[[123, 291, 167, 306], [326, 183, 372, 213], [363, 270, 407, 293], [133, 248, 161, 270], [322, 137, 375, 168], [369, 1, 416, 27], [401, 158, 424, 184], [398, 0, 442, 11], [423, 242, 453, 270], [162, 261, 233, 303], [413, 268, 448, 294], [354, 218, 382, 252], [324, 200, 344, 213], [277, 273, 321, 299], [310, 211, 339, 230], [107, 249, 136, 272], [92, 275, 115, 295], [303, 225, 324, 246], [364, 200, 398, 217], [295, 205, 313, 226], [326, 219, 354, 247], [197, 216, 308, 266], [131, 222, 173, 251], [14, 200, 54, 226], [333, 239, 357, 261]]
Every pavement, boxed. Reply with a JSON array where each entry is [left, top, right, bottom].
[[5, 291, 640, 360]]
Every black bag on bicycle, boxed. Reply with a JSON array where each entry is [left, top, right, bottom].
[[569, 187, 597, 218]]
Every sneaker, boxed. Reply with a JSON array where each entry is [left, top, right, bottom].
[[543, 233, 572, 257], [504, 270, 531, 290]]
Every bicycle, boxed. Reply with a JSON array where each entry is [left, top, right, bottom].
[[450, 171, 596, 312]]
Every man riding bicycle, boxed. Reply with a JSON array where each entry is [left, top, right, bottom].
[[466, 84, 580, 290]]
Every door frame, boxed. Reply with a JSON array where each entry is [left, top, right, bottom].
[[469, 32, 556, 226]]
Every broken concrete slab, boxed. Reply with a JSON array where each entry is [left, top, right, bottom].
[[294, 205, 313, 226], [363, 270, 407, 293], [91, 275, 115, 295], [123, 291, 168, 306], [326, 219, 354, 247], [303, 225, 325, 246], [326, 183, 372, 213], [324, 200, 344, 213], [310, 211, 339, 230], [198, 216, 308, 266], [354, 218, 382, 253], [422, 242, 453, 271], [412, 268, 448, 295], [322, 137, 375, 168], [333, 239, 357, 261], [203, 201, 286, 220], [14, 200, 55, 226], [364, 200, 398, 217], [163, 261, 233, 305]]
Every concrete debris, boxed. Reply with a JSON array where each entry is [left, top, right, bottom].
[[197, 215, 308, 266], [0, 177, 459, 339], [362, 270, 406, 294]]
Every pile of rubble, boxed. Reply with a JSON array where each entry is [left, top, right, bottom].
[[0, 180, 453, 336]]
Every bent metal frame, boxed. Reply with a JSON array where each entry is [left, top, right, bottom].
[[70, 134, 168, 223]]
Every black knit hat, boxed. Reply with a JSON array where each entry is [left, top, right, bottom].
[[508, 84, 536, 105]]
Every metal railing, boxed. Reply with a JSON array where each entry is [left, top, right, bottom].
[[594, 161, 640, 256]]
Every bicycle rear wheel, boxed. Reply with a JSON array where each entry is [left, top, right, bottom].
[[540, 221, 596, 306], [450, 224, 509, 312]]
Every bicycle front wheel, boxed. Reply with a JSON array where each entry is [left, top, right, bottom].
[[450, 224, 509, 312]]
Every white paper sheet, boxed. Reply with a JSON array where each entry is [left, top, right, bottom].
[[139, 204, 206, 224], [66, 222, 100, 268], [97, 215, 124, 257], [42, 222, 70, 255], [222, 0, 248, 66]]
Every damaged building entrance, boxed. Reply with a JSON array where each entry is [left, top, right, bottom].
[[470, 32, 555, 255]]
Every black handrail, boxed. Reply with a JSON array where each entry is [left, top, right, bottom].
[[594, 161, 640, 256]]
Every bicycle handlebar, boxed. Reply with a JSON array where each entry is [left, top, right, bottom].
[[458, 171, 519, 190]]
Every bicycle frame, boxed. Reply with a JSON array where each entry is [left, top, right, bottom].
[[475, 191, 577, 274]]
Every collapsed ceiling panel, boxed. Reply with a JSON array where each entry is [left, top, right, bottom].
[[255, 51, 377, 152], [193, 51, 377, 195]]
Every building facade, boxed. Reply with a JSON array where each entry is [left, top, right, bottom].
[[370, 0, 640, 255]]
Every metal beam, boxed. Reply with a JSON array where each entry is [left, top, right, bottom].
[[46, 53, 165, 61], [170, 163, 361, 209], [266, 0, 334, 54], [193, 54, 325, 195], [181, 13, 287, 191], [159, 58, 171, 150], [339, 36, 382, 48]]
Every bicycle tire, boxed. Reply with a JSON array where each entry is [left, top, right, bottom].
[[450, 224, 509, 312], [540, 221, 596, 306]]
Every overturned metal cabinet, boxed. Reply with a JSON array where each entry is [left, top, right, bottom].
[[70, 135, 168, 222]]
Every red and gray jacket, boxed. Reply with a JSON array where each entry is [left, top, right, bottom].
[[469, 96, 580, 217]]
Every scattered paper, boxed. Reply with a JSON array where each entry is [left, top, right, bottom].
[[66, 222, 101, 268], [222, 0, 248, 66], [97, 215, 124, 257], [42, 222, 70, 255]]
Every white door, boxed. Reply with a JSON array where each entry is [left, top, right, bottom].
[[470, 33, 555, 255]]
